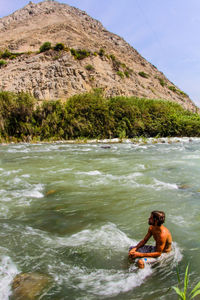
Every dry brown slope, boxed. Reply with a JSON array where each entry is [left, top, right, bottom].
[[0, 0, 197, 112]]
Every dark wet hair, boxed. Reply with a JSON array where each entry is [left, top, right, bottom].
[[151, 211, 165, 226]]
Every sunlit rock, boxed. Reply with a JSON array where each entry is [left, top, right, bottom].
[[11, 272, 52, 300]]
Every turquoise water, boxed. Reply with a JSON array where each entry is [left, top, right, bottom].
[[0, 138, 200, 299]]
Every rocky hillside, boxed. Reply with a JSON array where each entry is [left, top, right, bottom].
[[0, 0, 197, 111]]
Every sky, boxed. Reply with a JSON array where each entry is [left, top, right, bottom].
[[0, 0, 200, 107]]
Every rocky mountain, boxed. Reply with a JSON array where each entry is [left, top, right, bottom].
[[0, 0, 197, 111]]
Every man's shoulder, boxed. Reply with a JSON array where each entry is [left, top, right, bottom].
[[161, 226, 172, 238], [163, 226, 171, 234]]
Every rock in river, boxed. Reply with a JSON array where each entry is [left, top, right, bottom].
[[11, 272, 52, 300]]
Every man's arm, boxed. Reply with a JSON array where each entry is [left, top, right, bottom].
[[129, 227, 152, 255], [130, 234, 166, 258]]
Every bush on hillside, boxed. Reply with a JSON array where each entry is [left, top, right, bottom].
[[0, 49, 12, 59], [85, 64, 95, 71], [70, 48, 90, 60], [138, 71, 149, 78], [53, 43, 65, 51], [39, 42, 52, 53], [98, 48, 105, 57], [0, 60, 7, 67]]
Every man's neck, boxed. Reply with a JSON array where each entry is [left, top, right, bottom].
[[152, 224, 163, 231]]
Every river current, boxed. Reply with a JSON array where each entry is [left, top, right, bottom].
[[0, 138, 200, 299]]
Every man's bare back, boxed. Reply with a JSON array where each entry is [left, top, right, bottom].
[[129, 211, 172, 268], [150, 224, 172, 253]]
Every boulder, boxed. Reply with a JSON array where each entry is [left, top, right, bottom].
[[11, 272, 52, 300]]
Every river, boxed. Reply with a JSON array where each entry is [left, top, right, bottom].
[[0, 138, 200, 299]]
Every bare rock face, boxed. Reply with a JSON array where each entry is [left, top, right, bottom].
[[0, 0, 197, 112]]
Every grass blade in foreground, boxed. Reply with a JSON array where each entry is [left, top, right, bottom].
[[173, 264, 200, 299]]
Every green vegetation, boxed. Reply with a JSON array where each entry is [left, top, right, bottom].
[[158, 77, 166, 87], [0, 60, 7, 67], [169, 86, 188, 97], [173, 265, 200, 299], [98, 48, 105, 57], [53, 43, 65, 51], [124, 70, 130, 78], [0, 43, 133, 81], [39, 42, 52, 53], [169, 85, 177, 92], [138, 71, 149, 78], [0, 49, 24, 60], [0, 90, 200, 143], [117, 71, 124, 79], [85, 64, 95, 71], [70, 48, 90, 60], [0, 91, 36, 142], [0, 49, 13, 59]]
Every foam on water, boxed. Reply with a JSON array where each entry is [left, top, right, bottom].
[[0, 254, 19, 300], [0, 180, 44, 217], [0, 222, 183, 299], [49, 223, 182, 297], [55, 223, 135, 249], [77, 170, 102, 176], [152, 179, 178, 190], [46, 223, 154, 297], [54, 264, 153, 297], [77, 171, 178, 192], [77, 171, 143, 187]]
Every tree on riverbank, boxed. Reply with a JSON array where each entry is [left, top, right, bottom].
[[0, 90, 200, 143]]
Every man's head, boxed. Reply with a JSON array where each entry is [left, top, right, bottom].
[[148, 211, 165, 226]]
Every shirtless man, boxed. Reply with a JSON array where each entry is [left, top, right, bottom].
[[129, 211, 172, 268]]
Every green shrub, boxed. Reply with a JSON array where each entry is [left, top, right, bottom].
[[85, 64, 95, 71], [0, 91, 36, 140], [138, 71, 149, 78], [121, 63, 127, 69], [109, 54, 116, 61], [168, 86, 188, 97], [34, 100, 66, 140], [0, 50, 23, 60], [169, 85, 177, 92], [39, 42, 52, 53], [65, 90, 112, 139], [178, 90, 188, 97], [0, 49, 12, 59], [0, 90, 200, 142], [158, 78, 166, 87], [98, 48, 105, 57], [117, 71, 124, 79], [53, 43, 65, 51], [0, 60, 7, 67], [124, 70, 130, 78], [70, 48, 90, 60]]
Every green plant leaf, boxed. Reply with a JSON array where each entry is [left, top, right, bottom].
[[172, 287, 184, 299], [184, 265, 189, 295], [191, 289, 200, 299], [190, 281, 200, 296], [176, 265, 181, 284]]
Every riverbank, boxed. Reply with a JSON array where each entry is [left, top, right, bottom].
[[1, 90, 200, 143], [0, 136, 197, 146]]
